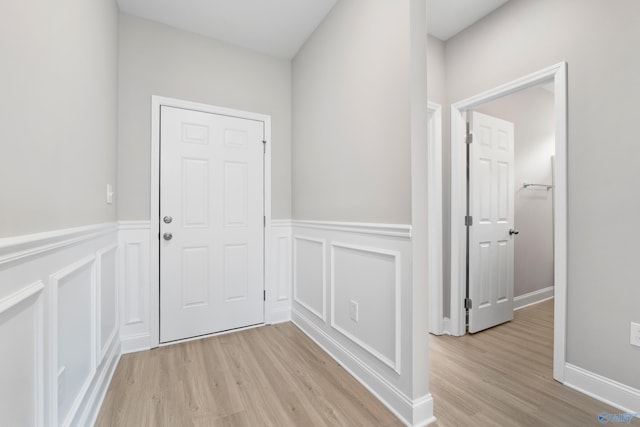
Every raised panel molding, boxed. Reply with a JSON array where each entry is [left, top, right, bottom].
[[96, 244, 118, 365], [291, 221, 420, 425], [0, 223, 119, 427], [293, 235, 327, 321], [49, 255, 97, 427], [0, 281, 45, 427], [118, 221, 151, 353], [330, 242, 402, 373], [266, 220, 292, 324]]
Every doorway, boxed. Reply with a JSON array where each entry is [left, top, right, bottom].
[[449, 63, 568, 382], [149, 97, 273, 347]]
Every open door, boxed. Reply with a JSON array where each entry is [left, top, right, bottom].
[[468, 111, 515, 333]]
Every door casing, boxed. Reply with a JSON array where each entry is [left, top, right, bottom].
[[449, 62, 568, 382], [149, 96, 272, 349]]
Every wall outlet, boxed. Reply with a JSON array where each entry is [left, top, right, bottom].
[[631, 322, 640, 348], [106, 184, 114, 205], [349, 300, 359, 322]]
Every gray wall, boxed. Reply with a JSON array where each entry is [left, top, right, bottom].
[[0, 0, 119, 237], [292, 0, 413, 224], [427, 34, 452, 316], [443, 0, 640, 389], [117, 13, 292, 220], [478, 88, 555, 298], [291, 0, 430, 413]]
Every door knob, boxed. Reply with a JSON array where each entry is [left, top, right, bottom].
[[163, 216, 173, 224], [509, 229, 519, 236], [163, 232, 173, 241]]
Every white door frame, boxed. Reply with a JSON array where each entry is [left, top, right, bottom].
[[449, 62, 568, 382], [427, 102, 444, 335], [149, 95, 272, 349]]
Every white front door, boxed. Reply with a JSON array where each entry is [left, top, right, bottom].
[[468, 111, 515, 333], [160, 106, 265, 343]]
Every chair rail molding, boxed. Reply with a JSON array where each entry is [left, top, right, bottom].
[[0, 223, 120, 427]]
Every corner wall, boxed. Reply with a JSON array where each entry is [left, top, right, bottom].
[[291, 1, 432, 424]]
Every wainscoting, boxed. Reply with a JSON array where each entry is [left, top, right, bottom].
[[290, 220, 433, 426], [118, 220, 293, 352], [0, 223, 120, 427]]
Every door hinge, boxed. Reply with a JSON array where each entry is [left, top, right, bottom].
[[263, 140, 266, 154], [464, 298, 472, 310], [465, 215, 473, 226], [263, 290, 266, 301], [158, 232, 160, 240], [465, 122, 473, 144]]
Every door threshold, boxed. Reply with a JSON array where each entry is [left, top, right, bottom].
[[159, 322, 265, 347]]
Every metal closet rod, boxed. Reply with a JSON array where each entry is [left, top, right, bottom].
[[523, 182, 554, 190]]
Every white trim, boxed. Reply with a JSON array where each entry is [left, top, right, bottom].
[[293, 309, 434, 426], [564, 363, 640, 415], [120, 333, 151, 354], [96, 244, 119, 364], [292, 220, 412, 239], [329, 242, 402, 374], [449, 62, 568, 382], [0, 280, 45, 314], [513, 286, 554, 311], [292, 235, 327, 321], [271, 219, 293, 228], [268, 307, 291, 324], [0, 280, 46, 427], [150, 95, 272, 349], [0, 223, 116, 267], [117, 220, 151, 231], [427, 101, 444, 335], [77, 335, 121, 427], [49, 255, 98, 427]]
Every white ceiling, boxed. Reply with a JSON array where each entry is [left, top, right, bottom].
[[117, 0, 510, 59], [428, 0, 510, 41], [117, 0, 338, 59]]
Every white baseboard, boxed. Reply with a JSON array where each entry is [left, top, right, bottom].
[[121, 333, 150, 354], [564, 363, 640, 415], [292, 309, 434, 426], [442, 317, 451, 335], [514, 286, 554, 310], [78, 338, 121, 427], [267, 307, 291, 324]]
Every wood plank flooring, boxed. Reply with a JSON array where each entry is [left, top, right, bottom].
[[430, 299, 639, 426], [96, 301, 638, 426], [95, 323, 402, 427]]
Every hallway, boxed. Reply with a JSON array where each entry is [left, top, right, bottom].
[[430, 300, 639, 426]]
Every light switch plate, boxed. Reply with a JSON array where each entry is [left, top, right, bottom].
[[106, 184, 114, 204]]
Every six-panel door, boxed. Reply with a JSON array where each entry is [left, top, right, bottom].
[[160, 106, 265, 343]]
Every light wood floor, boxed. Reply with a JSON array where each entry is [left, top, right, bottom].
[[430, 299, 639, 426], [95, 323, 402, 427], [96, 301, 638, 426]]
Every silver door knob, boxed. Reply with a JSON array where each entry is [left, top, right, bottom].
[[163, 216, 173, 224], [509, 229, 519, 236], [163, 232, 173, 241]]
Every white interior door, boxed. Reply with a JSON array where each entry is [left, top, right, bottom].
[[468, 111, 515, 333], [160, 106, 265, 343]]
